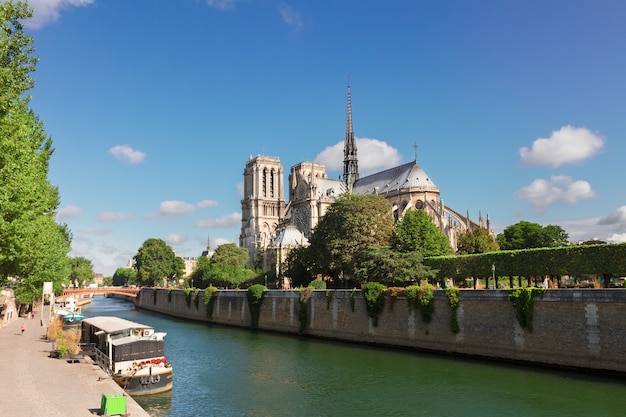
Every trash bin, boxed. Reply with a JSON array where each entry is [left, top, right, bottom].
[[100, 393, 127, 416]]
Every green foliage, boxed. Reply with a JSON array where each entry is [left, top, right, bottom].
[[507, 287, 545, 331], [211, 243, 250, 269], [391, 210, 453, 257], [0, 7, 72, 302], [309, 278, 326, 289], [445, 287, 460, 333], [134, 238, 177, 287], [457, 228, 499, 255], [325, 290, 333, 309], [305, 194, 395, 283], [246, 284, 268, 330], [204, 264, 256, 289], [405, 284, 435, 323], [194, 289, 201, 310], [67, 257, 94, 286], [426, 243, 626, 282], [190, 255, 211, 288], [203, 286, 218, 318], [153, 289, 157, 305], [112, 267, 137, 287], [185, 287, 193, 308], [497, 221, 569, 250], [354, 245, 436, 285], [363, 282, 387, 326], [283, 246, 313, 288], [167, 288, 173, 303], [298, 287, 313, 334]]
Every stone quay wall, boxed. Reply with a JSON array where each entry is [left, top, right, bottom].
[[136, 288, 626, 375]]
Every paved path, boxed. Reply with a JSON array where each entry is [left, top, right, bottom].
[[0, 310, 151, 417]]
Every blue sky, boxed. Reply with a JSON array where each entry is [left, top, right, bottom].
[[20, 0, 626, 276]]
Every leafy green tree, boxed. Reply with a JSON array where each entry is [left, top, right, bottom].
[[210, 243, 249, 268], [354, 245, 436, 286], [306, 194, 394, 283], [391, 210, 453, 256], [134, 238, 177, 287], [1, 3, 71, 304], [190, 255, 211, 288], [457, 228, 500, 254], [112, 267, 137, 287], [68, 257, 94, 287], [497, 221, 569, 250], [283, 246, 313, 288]]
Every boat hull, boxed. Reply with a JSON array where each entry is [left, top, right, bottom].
[[113, 366, 173, 396]]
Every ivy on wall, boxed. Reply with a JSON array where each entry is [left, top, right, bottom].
[[363, 282, 387, 327], [299, 287, 313, 334], [507, 287, 545, 331], [247, 284, 268, 330], [185, 287, 193, 308], [405, 284, 435, 323], [445, 287, 460, 333], [203, 286, 218, 318]]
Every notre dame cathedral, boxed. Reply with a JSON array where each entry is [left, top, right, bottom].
[[239, 85, 492, 274]]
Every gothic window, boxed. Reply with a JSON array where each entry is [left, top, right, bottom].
[[262, 168, 267, 197], [270, 169, 275, 198]]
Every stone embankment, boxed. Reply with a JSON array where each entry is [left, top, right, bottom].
[[138, 288, 626, 376], [0, 300, 150, 417]]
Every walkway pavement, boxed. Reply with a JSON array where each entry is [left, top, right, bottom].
[[0, 309, 151, 417]]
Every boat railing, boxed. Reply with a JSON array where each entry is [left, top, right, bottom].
[[92, 347, 112, 373]]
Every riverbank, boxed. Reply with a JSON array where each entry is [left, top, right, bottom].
[[137, 288, 626, 376], [0, 307, 150, 417]]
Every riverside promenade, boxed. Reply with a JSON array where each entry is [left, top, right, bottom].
[[0, 309, 150, 417]]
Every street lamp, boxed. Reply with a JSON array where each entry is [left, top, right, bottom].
[[492, 264, 496, 289]]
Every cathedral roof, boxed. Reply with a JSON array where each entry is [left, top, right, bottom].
[[352, 160, 439, 195], [315, 177, 347, 198], [274, 224, 309, 247]]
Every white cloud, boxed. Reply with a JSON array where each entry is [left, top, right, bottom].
[[56, 204, 83, 220], [109, 145, 146, 165], [279, 4, 303, 29], [196, 199, 219, 209], [314, 137, 402, 175], [79, 228, 111, 235], [236, 182, 244, 197], [597, 206, 626, 233], [98, 212, 133, 222], [164, 233, 188, 246], [519, 126, 604, 168], [206, 0, 237, 10], [607, 233, 626, 243], [213, 237, 232, 247], [159, 200, 195, 215], [516, 175, 596, 210], [195, 212, 241, 228], [23, 0, 94, 29]]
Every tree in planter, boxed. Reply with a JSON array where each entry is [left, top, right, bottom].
[[391, 209, 453, 257]]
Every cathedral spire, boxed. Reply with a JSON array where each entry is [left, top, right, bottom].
[[343, 79, 358, 190]]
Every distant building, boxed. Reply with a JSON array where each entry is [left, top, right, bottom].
[[240, 84, 493, 271]]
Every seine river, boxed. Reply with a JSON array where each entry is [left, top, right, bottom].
[[83, 296, 626, 417]]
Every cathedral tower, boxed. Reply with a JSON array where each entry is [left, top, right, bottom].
[[239, 156, 286, 266], [343, 83, 359, 190]]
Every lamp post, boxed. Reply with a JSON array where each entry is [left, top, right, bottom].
[[492, 264, 496, 289]]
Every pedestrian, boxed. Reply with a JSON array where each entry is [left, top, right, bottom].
[[21, 323, 26, 335], [31, 311, 35, 319]]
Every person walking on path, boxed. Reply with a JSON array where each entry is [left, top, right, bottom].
[[20, 322, 25, 335]]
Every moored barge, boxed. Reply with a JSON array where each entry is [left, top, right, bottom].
[[81, 316, 172, 395]]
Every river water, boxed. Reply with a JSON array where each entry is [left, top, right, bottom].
[[82, 296, 626, 417]]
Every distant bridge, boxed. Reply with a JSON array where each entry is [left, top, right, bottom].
[[61, 287, 141, 298]]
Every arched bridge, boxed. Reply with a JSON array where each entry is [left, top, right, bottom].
[[62, 287, 141, 298]]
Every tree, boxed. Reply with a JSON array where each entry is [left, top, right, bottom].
[[283, 246, 313, 288], [390, 210, 453, 256], [306, 194, 394, 283], [457, 228, 499, 254], [497, 221, 569, 250], [190, 255, 211, 288], [354, 246, 436, 286], [134, 238, 177, 287], [68, 257, 94, 287], [112, 267, 137, 287], [210, 243, 249, 269], [1, 3, 71, 304]]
